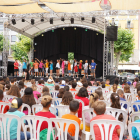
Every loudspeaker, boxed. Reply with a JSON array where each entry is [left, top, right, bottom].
[[107, 26, 118, 41], [108, 53, 111, 62]]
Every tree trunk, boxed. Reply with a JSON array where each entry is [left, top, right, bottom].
[[115, 52, 121, 74]]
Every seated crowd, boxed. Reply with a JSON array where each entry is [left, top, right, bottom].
[[0, 76, 139, 140]]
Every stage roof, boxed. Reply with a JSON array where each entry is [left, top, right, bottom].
[[1, 0, 140, 38]]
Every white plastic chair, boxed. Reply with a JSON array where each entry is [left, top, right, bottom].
[[102, 100, 110, 107], [37, 97, 42, 104], [37, 85, 43, 93], [128, 122, 140, 140], [124, 93, 132, 103], [50, 90, 59, 98], [3, 95, 17, 102], [74, 99, 84, 110], [106, 107, 127, 125], [50, 118, 79, 140], [131, 112, 140, 122], [131, 102, 140, 113], [120, 100, 130, 113], [82, 108, 95, 140], [54, 105, 70, 118], [21, 103, 31, 115], [53, 98, 62, 105], [0, 114, 21, 140], [21, 115, 54, 140], [90, 119, 124, 140], [0, 102, 11, 113], [34, 97, 38, 104]]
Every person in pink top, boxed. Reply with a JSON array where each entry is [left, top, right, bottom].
[[61, 59, 65, 77], [36, 58, 44, 77], [90, 101, 121, 140], [133, 77, 139, 88], [31, 85, 41, 99], [75, 87, 89, 118]]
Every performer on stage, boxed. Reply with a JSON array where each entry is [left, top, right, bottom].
[[61, 59, 65, 77], [22, 59, 27, 75], [84, 60, 88, 79], [33, 59, 39, 77], [36, 59, 44, 77], [73, 59, 78, 78], [29, 59, 34, 76], [45, 59, 49, 78], [68, 60, 71, 77], [14, 59, 19, 77], [79, 60, 82, 78], [56, 59, 60, 78], [90, 59, 96, 78], [50, 60, 53, 76]]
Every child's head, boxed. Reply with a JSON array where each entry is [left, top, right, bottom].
[[14, 78, 17, 82], [0, 89, 3, 100], [64, 85, 69, 91], [85, 60, 88, 63], [43, 92, 51, 96], [69, 100, 79, 113], [41, 59, 43, 63], [123, 80, 127, 85], [89, 93, 99, 108], [55, 78, 59, 83], [32, 59, 34, 62], [106, 79, 110, 85], [35, 60, 37, 63], [57, 88, 65, 98], [15, 59, 17, 62], [18, 80, 24, 88], [83, 82, 88, 88], [31, 79, 35, 85], [42, 86, 49, 93], [46, 59, 48, 62], [77, 87, 88, 97], [135, 77, 139, 82], [72, 82, 77, 89], [91, 77, 95, 81], [117, 89, 124, 98], [112, 84, 117, 93], [55, 85, 60, 91], [114, 78, 119, 85], [92, 59, 94, 63], [94, 101, 106, 115], [65, 79, 69, 84], [61, 91, 73, 105], [38, 80, 42, 84], [95, 88, 104, 100], [88, 81, 92, 86], [41, 95, 52, 108], [24, 59, 26, 62], [11, 79, 14, 84], [32, 85, 37, 91], [0, 84, 5, 91], [6, 84, 11, 91], [110, 93, 121, 108], [50, 60, 53, 63], [124, 84, 130, 93]]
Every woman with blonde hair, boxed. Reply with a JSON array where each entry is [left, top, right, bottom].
[[124, 84, 131, 93], [32, 84, 41, 99], [80, 93, 99, 132]]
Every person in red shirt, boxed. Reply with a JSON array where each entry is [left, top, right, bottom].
[[35, 95, 56, 134], [70, 82, 77, 92], [0, 89, 9, 113], [14, 59, 19, 77], [78, 60, 83, 78], [90, 101, 121, 140], [75, 87, 89, 118]]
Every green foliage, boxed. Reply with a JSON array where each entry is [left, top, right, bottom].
[[68, 52, 74, 60], [11, 35, 31, 62], [114, 28, 135, 62], [0, 33, 3, 51]]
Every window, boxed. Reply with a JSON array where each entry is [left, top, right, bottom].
[[0, 22, 3, 31], [11, 35, 17, 42]]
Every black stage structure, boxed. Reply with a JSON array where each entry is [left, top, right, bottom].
[[34, 27, 104, 78]]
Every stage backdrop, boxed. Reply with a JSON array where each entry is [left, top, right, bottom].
[[34, 27, 104, 78]]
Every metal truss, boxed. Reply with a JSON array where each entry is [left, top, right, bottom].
[[2, 22, 10, 77], [29, 40, 34, 62]]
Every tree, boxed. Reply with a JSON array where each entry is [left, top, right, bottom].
[[11, 35, 31, 62], [114, 28, 135, 73], [0, 33, 3, 51]]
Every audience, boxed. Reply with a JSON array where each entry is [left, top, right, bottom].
[[31, 85, 41, 99], [112, 84, 117, 93], [83, 82, 88, 89], [90, 77, 95, 85], [133, 77, 139, 88], [105, 79, 110, 87], [61, 91, 73, 105], [55, 85, 60, 91], [42, 86, 49, 94], [70, 82, 77, 91], [133, 91, 140, 112], [11, 79, 15, 85], [124, 84, 131, 93], [57, 88, 65, 98], [64, 85, 69, 91], [95, 87, 104, 100]]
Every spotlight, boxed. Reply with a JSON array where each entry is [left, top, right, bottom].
[[41, 18, 44, 22], [31, 19, 34, 25], [81, 17, 85, 21], [71, 18, 74, 24], [22, 19, 25, 22], [92, 17, 95, 23], [12, 19, 16, 25], [74, 27, 76, 30], [42, 34, 44, 36], [50, 18, 53, 24], [63, 28, 65, 30], [61, 17, 65, 21]]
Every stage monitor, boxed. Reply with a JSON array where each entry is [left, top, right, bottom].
[[107, 26, 118, 41]]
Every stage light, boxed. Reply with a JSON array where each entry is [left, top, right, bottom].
[[42, 34, 44, 36], [31, 19, 34, 25], [81, 17, 85, 21], [92, 17, 95, 23], [71, 18, 74, 24], [22, 19, 25, 22], [61, 17, 65, 21], [41, 18, 44, 22], [74, 27, 76, 30], [52, 29, 54, 32], [50, 18, 53, 24], [85, 29, 87, 31], [12, 19, 16, 25], [63, 28, 65, 30]]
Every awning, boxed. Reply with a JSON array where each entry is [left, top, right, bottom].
[[118, 65, 140, 70]]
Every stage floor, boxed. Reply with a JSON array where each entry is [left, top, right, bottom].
[[9, 76, 103, 82]]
